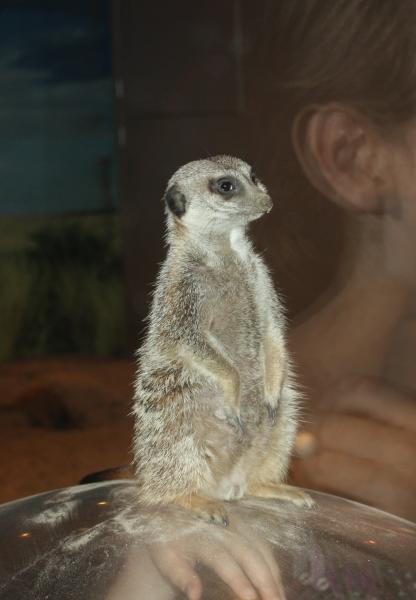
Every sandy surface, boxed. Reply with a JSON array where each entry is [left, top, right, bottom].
[[0, 358, 135, 504]]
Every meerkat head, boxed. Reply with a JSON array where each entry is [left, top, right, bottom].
[[163, 155, 272, 235]]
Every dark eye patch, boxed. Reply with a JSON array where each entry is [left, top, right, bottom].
[[209, 176, 239, 197]]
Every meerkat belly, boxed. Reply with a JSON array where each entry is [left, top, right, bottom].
[[210, 277, 265, 407]]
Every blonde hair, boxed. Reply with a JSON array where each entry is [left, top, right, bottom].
[[246, 0, 416, 315]]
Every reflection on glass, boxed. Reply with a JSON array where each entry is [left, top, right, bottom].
[[244, 0, 416, 522], [1, 481, 415, 599]]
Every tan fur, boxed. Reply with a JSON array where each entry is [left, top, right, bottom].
[[132, 155, 311, 523]]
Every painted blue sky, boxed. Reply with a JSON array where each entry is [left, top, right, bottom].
[[0, 0, 118, 216]]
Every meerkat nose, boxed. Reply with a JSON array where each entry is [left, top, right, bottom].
[[260, 193, 273, 213]]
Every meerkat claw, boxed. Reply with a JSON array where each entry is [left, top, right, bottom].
[[228, 414, 245, 434], [215, 407, 245, 433], [174, 496, 229, 527], [266, 404, 278, 423], [212, 513, 229, 527], [199, 502, 230, 527]]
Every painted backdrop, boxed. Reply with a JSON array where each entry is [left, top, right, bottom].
[[0, 1, 126, 360], [0, 0, 117, 215]]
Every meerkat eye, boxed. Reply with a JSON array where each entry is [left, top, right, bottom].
[[213, 177, 237, 196], [219, 180, 234, 193], [250, 169, 258, 185]]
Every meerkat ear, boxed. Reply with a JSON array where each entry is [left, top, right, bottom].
[[164, 185, 187, 218]]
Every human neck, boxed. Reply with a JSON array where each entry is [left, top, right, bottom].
[[338, 212, 416, 292], [291, 212, 413, 401]]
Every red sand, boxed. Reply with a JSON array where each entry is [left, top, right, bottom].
[[0, 359, 135, 504]]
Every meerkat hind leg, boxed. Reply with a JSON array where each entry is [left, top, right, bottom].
[[247, 483, 315, 508], [174, 494, 229, 527]]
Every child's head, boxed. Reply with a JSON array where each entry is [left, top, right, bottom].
[[254, 0, 416, 126], [246, 0, 416, 313]]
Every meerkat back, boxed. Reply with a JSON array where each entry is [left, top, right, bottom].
[[132, 155, 312, 526]]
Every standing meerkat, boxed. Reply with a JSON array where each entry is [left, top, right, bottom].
[[132, 155, 312, 525]]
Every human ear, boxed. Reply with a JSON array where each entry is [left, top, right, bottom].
[[292, 104, 388, 213]]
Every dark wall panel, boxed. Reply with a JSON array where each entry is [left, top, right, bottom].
[[112, 1, 257, 343]]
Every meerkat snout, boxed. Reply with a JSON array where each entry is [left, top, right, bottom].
[[257, 191, 273, 214]]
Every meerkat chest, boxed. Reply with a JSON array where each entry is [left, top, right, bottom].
[[208, 256, 264, 353]]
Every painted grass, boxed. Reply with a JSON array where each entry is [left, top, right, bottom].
[[0, 214, 127, 360]]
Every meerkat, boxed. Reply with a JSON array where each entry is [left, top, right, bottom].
[[132, 155, 312, 525]]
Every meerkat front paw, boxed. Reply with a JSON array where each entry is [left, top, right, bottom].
[[214, 406, 245, 434], [265, 402, 278, 423], [174, 495, 229, 527], [247, 483, 315, 508], [264, 393, 279, 424]]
